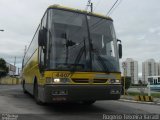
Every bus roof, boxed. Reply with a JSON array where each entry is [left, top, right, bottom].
[[48, 4, 113, 21]]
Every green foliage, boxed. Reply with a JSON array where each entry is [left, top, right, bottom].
[[121, 76, 131, 94], [121, 76, 132, 90], [0, 58, 9, 78]]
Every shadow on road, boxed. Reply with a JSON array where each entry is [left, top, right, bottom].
[[44, 102, 111, 114]]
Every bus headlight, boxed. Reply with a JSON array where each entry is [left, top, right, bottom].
[[54, 78, 60, 83], [46, 78, 70, 84], [108, 79, 120, 84], [115, 79, 120, 83]]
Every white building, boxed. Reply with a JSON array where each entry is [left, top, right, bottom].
[[142, 59, 158, 84], [122, 58, 138, 84], [158, 61, 160, 75], [6, 62, 16, 76]]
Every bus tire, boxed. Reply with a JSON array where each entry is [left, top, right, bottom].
[[33, 82, 45, 105], [82, 100, 96, 105], [112, 95, 120, 100], [22, 80, 27, 94]]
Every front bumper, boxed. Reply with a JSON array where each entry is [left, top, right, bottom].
[[43, 84, 122, 103]]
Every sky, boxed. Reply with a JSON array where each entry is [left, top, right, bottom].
[[0, 0, 160, 75]]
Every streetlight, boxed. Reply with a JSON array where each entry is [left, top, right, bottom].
[[122, 62, 127, 96]]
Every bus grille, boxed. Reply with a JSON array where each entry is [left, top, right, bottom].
[[72, 79, 107, 83], [72, 79, 89, 83], [93, 79, 107, 83]]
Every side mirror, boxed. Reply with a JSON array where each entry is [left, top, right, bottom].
[[117, 39, 122, 59], [38, 28, 47, 46], [118, 44, 122, 58]]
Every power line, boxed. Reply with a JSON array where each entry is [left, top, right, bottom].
[[107, 0, 122, 16], [106, 0, 119, 16], [72, 0, 122, 40], [89, 0, 122, 30], [86, 0, 123, 32]]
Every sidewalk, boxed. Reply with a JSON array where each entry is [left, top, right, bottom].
[[120, 95, 160, 105]]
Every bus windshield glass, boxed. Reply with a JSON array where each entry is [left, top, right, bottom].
[[47, 9, 120, 72]]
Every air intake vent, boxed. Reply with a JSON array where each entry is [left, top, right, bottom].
[[93, 79, 107, 83], [72, 79, 89, 83], [72, 78, 107, 83]]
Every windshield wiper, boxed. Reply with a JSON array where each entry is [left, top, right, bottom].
[[95, 51, 109, 72], [71, 39, 86, 72]]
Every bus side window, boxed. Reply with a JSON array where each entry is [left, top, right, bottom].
[[39, 12, 48, 69]]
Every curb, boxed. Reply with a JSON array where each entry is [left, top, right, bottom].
[[135, 95, 153, 102], [119, 98, 160, 105]]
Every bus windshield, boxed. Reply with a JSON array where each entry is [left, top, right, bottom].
[[47, 9, 120, 72]]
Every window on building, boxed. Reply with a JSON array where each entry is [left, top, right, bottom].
[[148, 78, 153, 85]]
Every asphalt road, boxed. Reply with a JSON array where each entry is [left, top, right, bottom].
[[0, 85, 160, 120]]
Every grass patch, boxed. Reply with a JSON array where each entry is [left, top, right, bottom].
[[127, 91, 160, 98]]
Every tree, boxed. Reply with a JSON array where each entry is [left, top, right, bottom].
[[0, 58, 9, 78], [121, 76, 131, 95], [138, 80, 145, 95]]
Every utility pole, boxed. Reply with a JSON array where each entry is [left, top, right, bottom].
[[86, 0, 93, 12], [122, 62, 127, 96], [148, 79, 151, 96], [0, 29, 4, 84], [14, 56, 16, 76], [11, 56, 16, 84], [90, 2, 93, 12]]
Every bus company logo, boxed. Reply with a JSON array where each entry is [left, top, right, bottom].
[[1, 114, 18, 120]]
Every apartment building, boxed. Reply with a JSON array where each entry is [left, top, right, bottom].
[[122, 58, 138, 84], [142, 59, 158, 84]]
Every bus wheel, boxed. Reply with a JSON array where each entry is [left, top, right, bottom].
[[22, 80, 27, 94], [34, 82, 44, 105], [82, 100, 96, 105]]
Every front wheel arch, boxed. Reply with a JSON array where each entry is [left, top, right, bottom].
[[33, 77, 44, 105], [33, 77, 38, 98]]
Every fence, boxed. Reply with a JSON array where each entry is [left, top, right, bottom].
[[0, 76, 21, 85]]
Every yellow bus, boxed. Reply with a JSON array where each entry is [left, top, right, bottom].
[[22, 5, 122, 105]]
